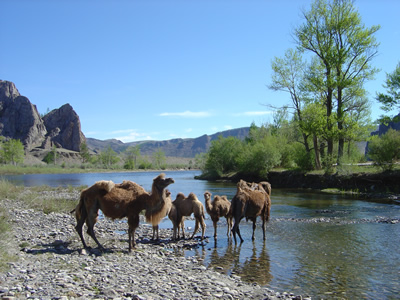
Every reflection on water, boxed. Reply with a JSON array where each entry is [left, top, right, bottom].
[[4, 170, 400, 299]]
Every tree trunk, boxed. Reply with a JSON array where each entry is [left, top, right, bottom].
[[313, 135, 322, 170]]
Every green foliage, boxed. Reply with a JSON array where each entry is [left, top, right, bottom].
[[43, 146, 58, 164], [152, 149, 166, 169], [368, 129, 400, 171], [204, 136, 242, 177], [238, 137, 281, 178], [99, 146, 119, 168], [138, 157, 153, 170], [376, 62, 400, 122], [292, 142, 314, 170], [0, 139, 25, 165], [79, 142, 90, 163], [124, 145, 141, 169]]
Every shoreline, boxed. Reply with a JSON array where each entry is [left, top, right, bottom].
[[0, 192, 306, 300]]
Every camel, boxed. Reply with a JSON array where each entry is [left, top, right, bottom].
[[204, 191, 232, 239], [231, 179, 271, 243], [168, 201, 185, 240], [171, 192, 206, 240], [145, 189, 172, 240], [72, 173, 174, 252]]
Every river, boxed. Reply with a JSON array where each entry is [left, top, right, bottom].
[[3, 170, 400, 299]]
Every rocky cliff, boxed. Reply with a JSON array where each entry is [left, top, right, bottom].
[[0, 81, 47, 149], [0, 80, 85, 152]]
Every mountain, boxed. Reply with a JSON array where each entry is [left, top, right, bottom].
[[86, 127, 250, 158], [0, 80, 86, 152]]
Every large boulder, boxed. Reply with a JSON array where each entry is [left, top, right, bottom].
[[0, 80, 47, 149], [42, 103, 86, 152]]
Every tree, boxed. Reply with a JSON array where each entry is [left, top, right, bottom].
[[269, 48, 312, 154], [124, 145, 141, 169], [79, 142, 90, 163], [99, 146, 119, 168], [294, 0, 380, 164], [152, 149, 166, 169], [376, 62, 400, 123], [368, 129, 400, 171], [0, 139, 25, 165], [204, 136, 242, 177]]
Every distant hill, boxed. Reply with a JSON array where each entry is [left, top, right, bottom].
[[86, 127, 250, 158]]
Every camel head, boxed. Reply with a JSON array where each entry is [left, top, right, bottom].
[[153, 173, 175, 190], [204, 191, 212, 201]]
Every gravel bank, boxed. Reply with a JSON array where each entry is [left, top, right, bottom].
[[0, 191, 306, 300]]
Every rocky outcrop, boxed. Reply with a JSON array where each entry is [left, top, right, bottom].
[[0, 81, 47, 149], [42, 104, 86, 152], [0, 80, 85, 152]]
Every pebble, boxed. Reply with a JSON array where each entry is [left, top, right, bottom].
[[0, 193, 305, 300]]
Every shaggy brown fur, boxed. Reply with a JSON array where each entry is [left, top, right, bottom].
[[72, 173, 174, 251], [204, 191, 232, 239], [172, 192, 206, 239], [146, 189, 172, 240], [231, 179, 271, 243]]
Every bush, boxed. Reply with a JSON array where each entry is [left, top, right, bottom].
[[368, 129, 400, 171], [238, 138, 281, 178]]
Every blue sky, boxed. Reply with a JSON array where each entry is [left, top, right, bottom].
[[1, 0, 399, 143]]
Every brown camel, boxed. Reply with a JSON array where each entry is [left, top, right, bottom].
[[168, 201, 185, 240], [172, 192, 206, 239], [204, 191, 232, 239], [145, 189, 172, 240], [231, 179, 271, 243], [72, 173, 174, 251]]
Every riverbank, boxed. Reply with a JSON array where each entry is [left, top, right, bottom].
[[0, 189, 305, 300], [197, 169, 400, 200]]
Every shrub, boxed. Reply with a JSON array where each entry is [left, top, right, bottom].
[[368, 128, 400, 171]]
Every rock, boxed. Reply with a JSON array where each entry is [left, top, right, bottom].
[[0, 80, 47, 149], [42, 103, 86, 152], [0, 80, 86, 152]]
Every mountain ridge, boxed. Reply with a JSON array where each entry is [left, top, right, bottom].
[[86, 127, 250, 158]]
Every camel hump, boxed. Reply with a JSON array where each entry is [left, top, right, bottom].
[[175, 192, 186, 201], [188, 192, 198, 201], [95, 180, 115, 193]]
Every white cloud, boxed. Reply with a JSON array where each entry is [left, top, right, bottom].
[[159, 110, 212, 118], [224, 125, 233, 130], [115, 129, 154, 143], [233, 111, 273, 117]]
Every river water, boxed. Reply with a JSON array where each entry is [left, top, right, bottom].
[[4, 170, 400, 299]]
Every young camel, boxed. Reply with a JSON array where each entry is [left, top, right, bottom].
[[172, 192, 206, 240], [231, 179, 271, 244], [72, 173, 174, 252], [204, 191, 232, 239], [168, 201, 185, 240], [145, 189, 172, 240]]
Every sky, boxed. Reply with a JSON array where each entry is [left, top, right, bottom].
[[1, 0, 399, 143]]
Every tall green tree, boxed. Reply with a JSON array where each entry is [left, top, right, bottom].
[[79, 142, 90, 163], [99, 146, 119, 168], [294, 0, 380, 164], [376, 62, 400, 123], [152, 148, 166, 169], [0, 139, 25, 165], [124, 145, 141, 169], [269, 48, 312, 154]]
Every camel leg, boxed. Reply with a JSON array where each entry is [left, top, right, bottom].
[[128, 215, 139, 252], [152, 225, 159, 240], [200, 217, 206, 240], [226, 217, 233, 238], [191, 218, 200, 239], [75, 207, 88, 249], [86, 207, 104, 250], [213, 220, 218, 239], [252, 220, 256, 240]]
